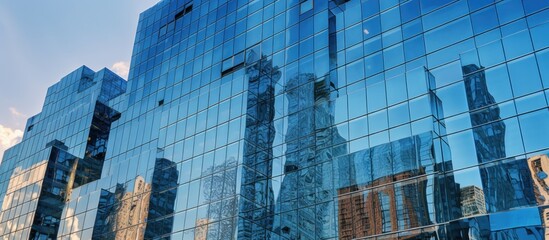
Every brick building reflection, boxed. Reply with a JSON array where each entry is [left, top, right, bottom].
[[336, 69, 462, 239], [337, 133, 435, 239], [527, 154, 549, 240], [92, 157, 178, 239]]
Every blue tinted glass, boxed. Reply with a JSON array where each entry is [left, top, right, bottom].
[[507, 55, 543, 97], [367, 79, 387, 112], [402, 18, 423, 39], [498, 0, 526, 24], [404, 35, 425, 61], [537, 49, 549, 88], [345, 1, 362, 26], [388, 102, 410, 127], [471, 6, 498, 34], [478, 40, 505, 67], [447, 130, 478, 169], [361, 0, 380, 19], [484, 65, 514, 102], [6, 0, 549, 239], [363, 15, 382, 39], [468, 0, 493, 11], [436, 82, 469, 117], [383, 43, 404, 69], [530, 22, 549, 50], [369, 109, 388, 133], [502, 30, 533, 59], [519, 109, 549, 152], [346, 59, 365, 84], [364, 52, 384, 77], [420, 0, 453, 14], [364, 36, 382, 55], [423, 0, 468, 31], [523, 0, 549, 14], [349, 116, 368, 139], [380, 7, 400, 31], [386, 75, 407, 105], [424, 16, 473, 53], [400, 0, 420, 23], [515, 92, 546, 114], [345, 23, 363, 46], [381, 27, 402, 47]]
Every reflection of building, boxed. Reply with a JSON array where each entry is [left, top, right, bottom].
[[115, 176, 151, 239], [463, 64, 535, 212], [335, 68, 461, 239], [463, 64, 512, 212], [238, 51, 280, 238], [92, 158, 178, 239], [195, 218, 210, 240], [527, 155, 549, 239], [91, 177, 152, 240], [528, 155, 549, 205], [30, 144, 78, 239], [274, 72, 346, 239], [460, 185, 487, 217], [144, 158, 179, 238], [93, 184, 126, 239], [3, 1, 549, 239], [337, 133, 434, 239], [0, 66, 125, 239]]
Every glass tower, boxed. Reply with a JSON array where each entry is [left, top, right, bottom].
[[1, 0, 549, 239]]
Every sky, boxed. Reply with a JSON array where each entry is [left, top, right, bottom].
[[0, 0, 160, 160]]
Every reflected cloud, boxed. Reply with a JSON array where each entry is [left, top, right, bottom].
[[0, 124, 23, 160]]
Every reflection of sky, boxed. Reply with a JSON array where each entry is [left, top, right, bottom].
[[454, 167, 483, 189], [490, 207, 541, 231]]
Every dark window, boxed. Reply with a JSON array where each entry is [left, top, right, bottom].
[[158, 100, 164, 106], [175, 4, 193, 21], [221, 51, 246, 77], [184, 4, 193, 14], [175, 10, 185, 20]]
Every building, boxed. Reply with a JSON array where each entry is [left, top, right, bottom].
[[1, 0, 549, 239], [460, 185, 487, 217], [0, 66, 126, 239], [527, 154, 549, 240]]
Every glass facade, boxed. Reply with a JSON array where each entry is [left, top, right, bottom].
[[1, 0, 549, 239]]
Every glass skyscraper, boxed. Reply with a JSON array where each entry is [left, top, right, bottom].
[[1, 0, 549, 239]]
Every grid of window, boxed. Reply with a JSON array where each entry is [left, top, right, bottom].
[[0, 0, 548, 239]]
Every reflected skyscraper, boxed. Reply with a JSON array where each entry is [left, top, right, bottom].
[[91, 176, 151, 239], [274, 72, 346, 239], [238, 50, 280, 239], [144, 157, 179, 238], [462, 64, 536, 212], [462, 64, 513, 212], [460, 185, 487, 217]]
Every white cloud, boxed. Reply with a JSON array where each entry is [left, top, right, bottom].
[[111, 61, 130, 79], [9, 107, 26, 118], [0, 124, 23, 161]]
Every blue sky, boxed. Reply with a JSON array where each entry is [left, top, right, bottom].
[[0, 0, 159, 159]]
